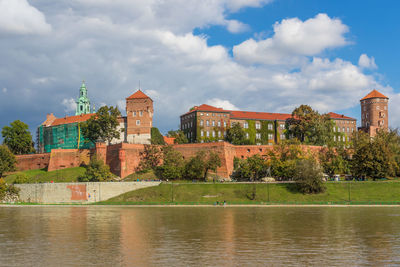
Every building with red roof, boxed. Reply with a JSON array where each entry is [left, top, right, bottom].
[[359, 89, 389, 137]]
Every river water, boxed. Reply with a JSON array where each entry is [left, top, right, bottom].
[[0, 206, 400, 266]]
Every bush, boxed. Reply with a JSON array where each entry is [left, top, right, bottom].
[[293, 158, 326, 194], [0, 178, 19, 201], [0, 145, 16, 177], [13, 173, 29, 184], [151, 127, 165, 145], [78, 157, 114, 182], [155, 146, 185, 180], [232, 155, 269, 181]]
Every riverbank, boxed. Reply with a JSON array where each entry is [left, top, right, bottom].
[[98, 181, 400, 205]]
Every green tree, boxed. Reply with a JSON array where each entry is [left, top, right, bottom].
[[286, 105, 334, 146], [136, 145, 162, 172], [184, 151, 221, 181], [155, 146, 185, 180], [203, 151, 221, 181], [151, 127, 166, 145], [167, 130, 188, 144], [232, 154, 269, 181], [351, 130, 398, 180], [2, 120, 35, 155], [81, 106, 121, 145], [0, 145, 16, 177], [78, 156, 114, 182], [225, 123, 246, 145], [293, 158, 326, 194]]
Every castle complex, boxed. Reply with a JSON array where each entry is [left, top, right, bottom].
[[37, 83, 153, 153]]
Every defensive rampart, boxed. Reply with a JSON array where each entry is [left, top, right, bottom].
[[15, 182, 160, 204], [15, 153, 50, 171]]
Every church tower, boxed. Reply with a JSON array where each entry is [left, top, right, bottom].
[[125, 89, 153, 144], [75, 81, 91, 115], [360, 89, 389, 137]]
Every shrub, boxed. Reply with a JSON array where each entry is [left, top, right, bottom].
[[13, 173, 29, 184], [293, 158, 326, 194], [78, 157, 114, 182], [0, 145, 16, 177], [155, 146, 185, 180]]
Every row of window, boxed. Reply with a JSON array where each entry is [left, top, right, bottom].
[[201, 130, 225, 138], [200, 112, 228, 117], [334, 135, 350, 142], [132, 111, 144, 117], [335, 120, 355, 125], [200, 120, 227, 127], [334, 126, 354, 133], [182, 121, 193, 129]]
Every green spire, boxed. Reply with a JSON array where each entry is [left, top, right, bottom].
[[75, 80, 91, 115]]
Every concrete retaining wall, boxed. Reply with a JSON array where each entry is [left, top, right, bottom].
[[15, 182, 160, 204]]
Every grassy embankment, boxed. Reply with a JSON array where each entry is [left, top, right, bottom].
[[100, 181, 400, 205], [4, 167, 86, 184]]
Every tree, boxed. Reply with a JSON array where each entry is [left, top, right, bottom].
[[351, 130, 398, 180], [225, 123, 246, 145], [203, 151, 221, 181], [2, 120, 35, 155], [136, 145, 162, 172], [286, 105, 334, 146], [293, 158, 326, 194], [184, 151, 221, 181], [232, 154, 269, 181], [78, 156, 114, 182], [0, 145, 16, 177], [81, 106, 121, 144], [151, 127, 165, 145], [319, 146, 350, 177], [155, 146, 185, 180], [167, 130, 188, 144]]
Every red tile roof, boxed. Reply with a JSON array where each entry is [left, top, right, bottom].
[[361, 89, 388, 101], [126, 90, 151, 100], [50, 113, 95, 126], [230, 110, 292, 121], [183, 104, 228, 116], [327, 112, 356, 120], [163, 136, 175, 145]]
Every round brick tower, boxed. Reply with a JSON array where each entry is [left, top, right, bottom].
[[360, 89, 389, 137]]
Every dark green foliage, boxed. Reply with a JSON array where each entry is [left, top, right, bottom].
[[232, 154, 269, 181], [167, 130, 188, 144], [286, 105, 334, 146], [78, 157, 114, 182], [293, 158, 326, 194], [151, 127, 165, 145], [155, 146, 185, 180], [2, 120, 35, 155], [225, 123, 246, 145], [13, 173, 29, 184], [184, 150, 221, 181], [351, 130, 398, 180], [0, 145, 16, 177], [136, 145, 162, 172], [81, 106, 121, 144], [0, 178, 19, 201]]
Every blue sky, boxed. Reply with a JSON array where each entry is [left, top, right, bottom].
[[0, 0, 399, 141]]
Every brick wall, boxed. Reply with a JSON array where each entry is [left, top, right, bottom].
[[47, 149, 91, 171], [15, 153, 50, 171]]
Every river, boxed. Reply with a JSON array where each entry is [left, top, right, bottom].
[[0, 206, 400, 266]]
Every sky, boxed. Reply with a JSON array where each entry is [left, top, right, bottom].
[[1, 0, 399, 139]]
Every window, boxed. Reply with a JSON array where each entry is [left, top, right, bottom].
[[256, 133, 261, 139], [206, 131, 210, 137], [342, 127, 345, 132], [268, 124, 273, 130], [338, 136, 341, 142], [280, 124, 285, 130], [217, 121, 221, 127], [200, 113, 204, 116], [133, 111, 136, 117], [338, 127, 340, 132], [224, 131, 226, 137], [333, 126, 336, 132], [334, 136, 336, 141], [212, 113, 215, 116], [347, 127, 349, 132], [256, 143, 261, 146], [224, 121, 226, 127], [136, 120, 140, 125], [206, 113, 209, 116], [212, 131, 215, 137], [268, 133, 273, 140], [256, 123, 260, 129], [244, 122, 248, 129], [212, 121, 215, 126], [218, 131, 221, 137], [280, 134, 285, 140], [246, 133, 249, 139], [201, 130, 204, 137], [200, 120, 204, 126], [139, 111, 143, 117], [206, 120, 209, 126]]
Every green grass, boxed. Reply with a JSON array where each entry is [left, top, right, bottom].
[[4, 167, 86, 184], [123, 170, 158, 181], [99, 181, 400, 205]]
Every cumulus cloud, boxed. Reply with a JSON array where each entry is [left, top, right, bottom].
[[0, 0, 51, 35], [233, 13, 349, 65], [207, 98, 239, 110], [62, 98, 76, 113], [226, 20, 250, 33], [358, 54, 377, 69]]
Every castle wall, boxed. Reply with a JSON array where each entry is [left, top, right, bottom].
[[15, 153, 50, 171], [47, 149, 91, 171]]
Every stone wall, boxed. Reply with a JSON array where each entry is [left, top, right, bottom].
[[47, 149, 91, 171], [15, 153, 50, 171], [15, 182, 160, 204]]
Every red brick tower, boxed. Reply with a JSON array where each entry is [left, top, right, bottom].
[[126, 90, 153, 144], [360, 89, 389, 137]]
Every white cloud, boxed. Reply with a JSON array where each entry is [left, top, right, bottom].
[[2, 88, 7, 93], [0, 0, 51, 35], [207, 98, 239, 110], [62, 98, 76, 113], [358, 54, 377, 70], [226, 20, 249, 33], [233, 13, 349, 65]]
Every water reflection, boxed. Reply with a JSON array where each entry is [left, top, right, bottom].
[[1, 207, 400, 266]]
